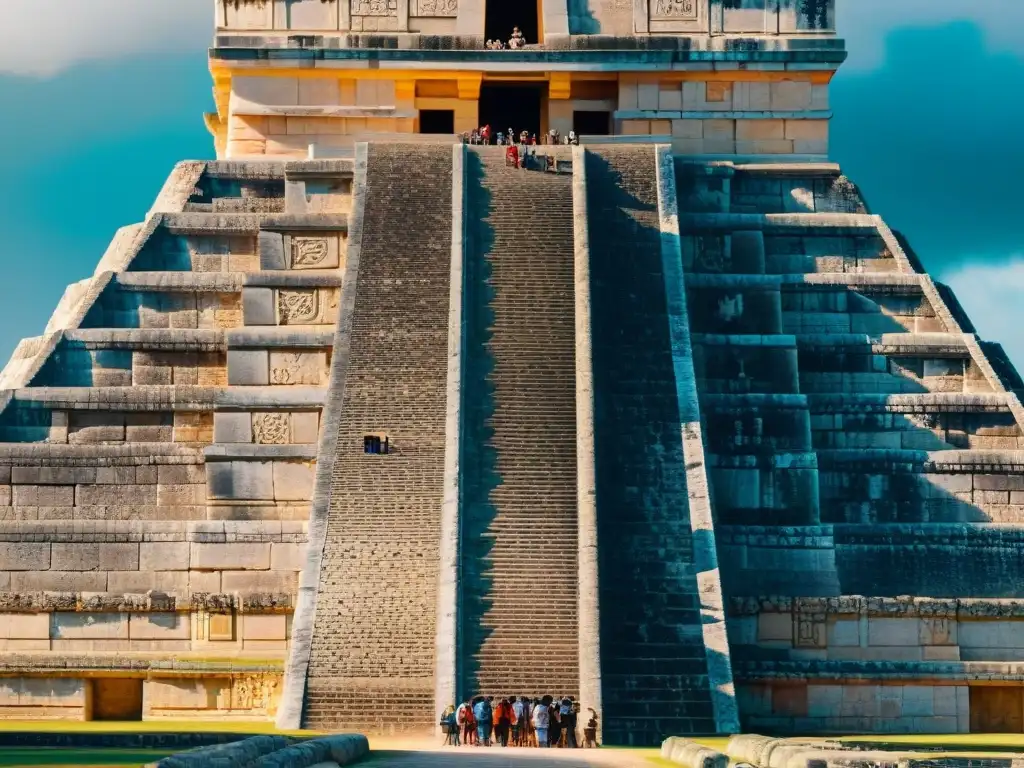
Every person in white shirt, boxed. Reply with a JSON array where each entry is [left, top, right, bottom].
[[532, 696, 551, 747]]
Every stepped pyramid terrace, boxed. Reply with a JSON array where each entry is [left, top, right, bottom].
[[4, 0, 1024, 744]]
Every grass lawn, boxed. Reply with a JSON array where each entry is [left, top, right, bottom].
[[0, 748, 173, 767], [0, 720, 313, 737]]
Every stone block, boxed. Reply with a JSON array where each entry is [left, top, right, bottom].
[[0, 613, 50, 640], [736, 119, 785, 141], [901, 685, 934, 717], [13, 485, 74, 507], [51, 612, 128, 640], [227, 350, 269, 386], [214, 412, 254, 443], [0, 543, 50, 570], [868, 617, 919, 646], [241, 614, 287, 641], [269, 351, 327, 385], [828, 618, 861, 647], [208, 461, 275, 501], [273, 461, 315, 502], [50, 543, 139, 572], [806, 684, 843, 717], [191, 542, 271, 570], [242, 287, 276, 326], [190, 571, 222, 593], [107, 570, 189, 593], [158, 484, 205, 507], [637, 82, 659, 111], [758, 612, 792, 643], [11, 571, 106, 591], [785, 119, 828, 141], [140, 542, 190, 571], [76, 484, 156, 506], [270, 542, 305, 571], [258, 232, 287, 270], [290, 411, 320, 443], [8, 678, 87, 706], [771, 80, 812, 110], [221, 570, 297, 593], [129, 612, 191, 640], [147, 678, 228, 709], [233, 76, 299, 107]]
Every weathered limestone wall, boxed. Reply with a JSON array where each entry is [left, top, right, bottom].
[[0, 159, 353, 721], [677, 158, 1024, 733]]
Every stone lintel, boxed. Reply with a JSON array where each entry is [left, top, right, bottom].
[[0, 591, 294, 613], [732, 658, 1024, 683], [202, 159, 354, 182], [9, 385, 325, 411], [0, 655, 283, 675], [160, 212, 349, 236], [204, 444, 318, 461], [729, 594, 1024, 619]]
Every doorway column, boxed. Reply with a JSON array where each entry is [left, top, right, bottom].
[[455, 74, 482, 134], [548, 73, 573, 137]]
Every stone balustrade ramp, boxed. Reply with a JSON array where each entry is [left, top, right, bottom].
[[459, 147, 580, 699], [584, 146, 719, 744], [300, 144, 455, 732]]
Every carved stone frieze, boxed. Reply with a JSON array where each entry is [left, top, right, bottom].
[[277, 290, 320, 324], [351, 0, 397, 16], [253, 413, 290, 445], [652, 0, 696, 19], [291, 238, 331, 269], [415, 0, 457, 16]]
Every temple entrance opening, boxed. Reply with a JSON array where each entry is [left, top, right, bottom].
[[419, 109, 455, 134], [574, 110, 612, 137], [485, 0, 538, 46], [478, 83, 543, 141]]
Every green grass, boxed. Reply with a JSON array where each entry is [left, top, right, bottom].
[[841, 734, 1024, 748], [0, 748, 173, 767], [0, 720, 313, 737]]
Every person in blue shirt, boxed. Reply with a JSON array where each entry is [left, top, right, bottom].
[[472, 696, 493, 746]]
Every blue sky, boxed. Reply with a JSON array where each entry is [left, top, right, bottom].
[[0, 1, 1022, 365]]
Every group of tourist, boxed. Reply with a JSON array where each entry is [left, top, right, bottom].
[[463, 126, 579, 147], [486, 26, 527, 49], [440, 696, 598, 749]]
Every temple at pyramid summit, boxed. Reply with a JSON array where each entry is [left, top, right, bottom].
[[4, 0, 1024, 743]]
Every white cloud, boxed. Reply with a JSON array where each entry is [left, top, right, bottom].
[[942, 259, 1024, 371], [838, 0, 1024, 70], [0, 0, 210, 77]]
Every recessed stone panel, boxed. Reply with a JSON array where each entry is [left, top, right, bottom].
[[207, 461, 275, 501]]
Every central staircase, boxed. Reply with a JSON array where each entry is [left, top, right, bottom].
[[460, 148, 580, 699]]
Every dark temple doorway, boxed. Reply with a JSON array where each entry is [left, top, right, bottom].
[[478, 83, 543, 141], [419, 109, 454, 134], [574, 110, 612, 137], [485, 0, 538, 47]]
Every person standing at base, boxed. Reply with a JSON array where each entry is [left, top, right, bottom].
[[532, 694, 551, 747], [474, 695, 493, 746]]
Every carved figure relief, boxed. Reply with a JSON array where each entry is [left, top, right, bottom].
[[652, 0, 696, 18], [291, 238, 330, 269], [351, 0, 398, 16], [270, 352, 324, 386], [253, 413, 290, 445], [415, 0, 458, 16], [278, 290, 320, 324], [793, 610, 826, 648]]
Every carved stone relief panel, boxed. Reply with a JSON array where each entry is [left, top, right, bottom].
[[793, 609, 827, 649], [270, 351, 329, 386], [646, 0, 706, 32], [289, 236, 340, 270], [253, 413, 290, 445], [277, 290, 320, 325], [652, 0, 697, 19], [351, 0, 398, 16], [414, 0, 458, 16]]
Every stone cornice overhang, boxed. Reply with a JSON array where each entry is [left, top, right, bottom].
[[209, 37, 847, 68], [0, 655, 284, 677], [732, 659, 1024, 683]]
